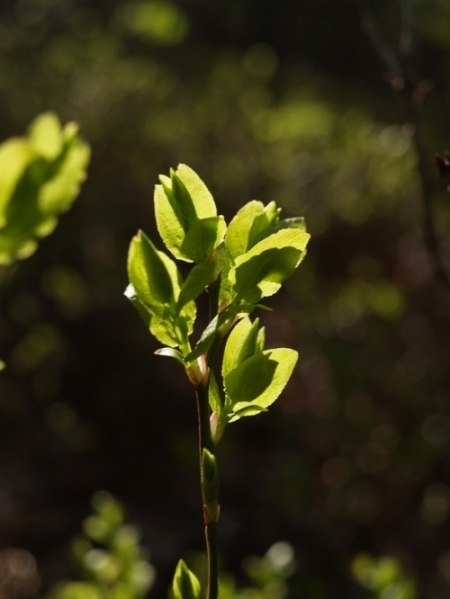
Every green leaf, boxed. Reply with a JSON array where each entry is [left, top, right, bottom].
[[229, 404, 268, 421], [274, 216, 307, 233], [154, 347, 186, 366], [149, 308, 183, 347], [217, 243, 234, 306], [175, 164, 217, 219], [225, 200, 281, 260], [256, 326, 266, 351], [180, 215, 226, 263], [172, 560, 201, 599], [128, 230, 175, 308], [224, 348, 298, 414], [229, 228, 310, 304], [126, 236, 196, 348], [0, 360, 5, 371], [177, 258, 217, 310], [186, 304, 237, 361], [154, 164, 218, 262], [222, 317, 260, 379], [208, 370, 223, 413], [186, 314, 220, 361]]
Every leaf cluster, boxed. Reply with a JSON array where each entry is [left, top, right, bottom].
[[0, 112, 90, 265], [47, 492, 155, 599], [126, 164, 309, 441]]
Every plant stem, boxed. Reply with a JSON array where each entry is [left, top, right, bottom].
[[195, 383, 219, 599]]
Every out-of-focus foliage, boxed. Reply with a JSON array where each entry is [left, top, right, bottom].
[[47, 492, 155, 599], [219, 541, 296, 599], [352, 554, 417, 599], [0, 112, 90, 265]]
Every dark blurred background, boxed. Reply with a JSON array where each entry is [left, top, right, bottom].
[[1, 0, 450, 596]]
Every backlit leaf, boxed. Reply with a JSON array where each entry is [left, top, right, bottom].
[[154, 164, 218, 262], [224, 348, 298, 412], [222, 317, 260, 379], [127, 230, 175, 308], [177, 259, 217, 310], [229, 228, 310, 303]]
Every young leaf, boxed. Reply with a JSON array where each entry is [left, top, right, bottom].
[[180, 216, 226, 263], [177, 260, 217, 310], [127, 230, 175, 308], [126, 235, 196, 347], [225, 200, 281, 260], [229, 228, 310, 304], [175, 164, 217, 219], [208, 370, 223, 414], [217, 243, 234, 306], [222, 317, 260, 379], [229, 404, 268, 421], [154, 347, 186, 367], [185, 305, 238, 362], [224, 348, 298, 412], [154, 164, 219, 262], [173, 560, 201, 599]]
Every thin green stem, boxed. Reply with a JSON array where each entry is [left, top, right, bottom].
[[195, 384, 219, 599]]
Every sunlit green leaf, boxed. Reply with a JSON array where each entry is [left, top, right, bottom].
[[128, 230, 175, 308], [154, 164, 219, 262], [224, 348, 298, 413], [126, 235, 196, 347], [229, 228, 310, 304], [208, 370, 223, 413], [225, 200, 281, 260], [181, 215, 226, 263], [229, 404, 268, 421], [222, 317, 260, 379]]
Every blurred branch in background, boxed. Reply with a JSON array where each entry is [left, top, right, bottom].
[[355, 0, 450, 287]]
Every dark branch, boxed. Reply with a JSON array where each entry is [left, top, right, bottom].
[[355, 0, 450, 287]]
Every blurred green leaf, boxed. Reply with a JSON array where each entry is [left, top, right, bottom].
[[0, 112, 90, 265], [173, 560, 201, 599]]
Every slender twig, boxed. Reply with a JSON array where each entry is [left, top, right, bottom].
[[195, 383, 219, 599], [355, 0, 402, 77], [355, 0, 450, 287], [399, 0, 415, 58]]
